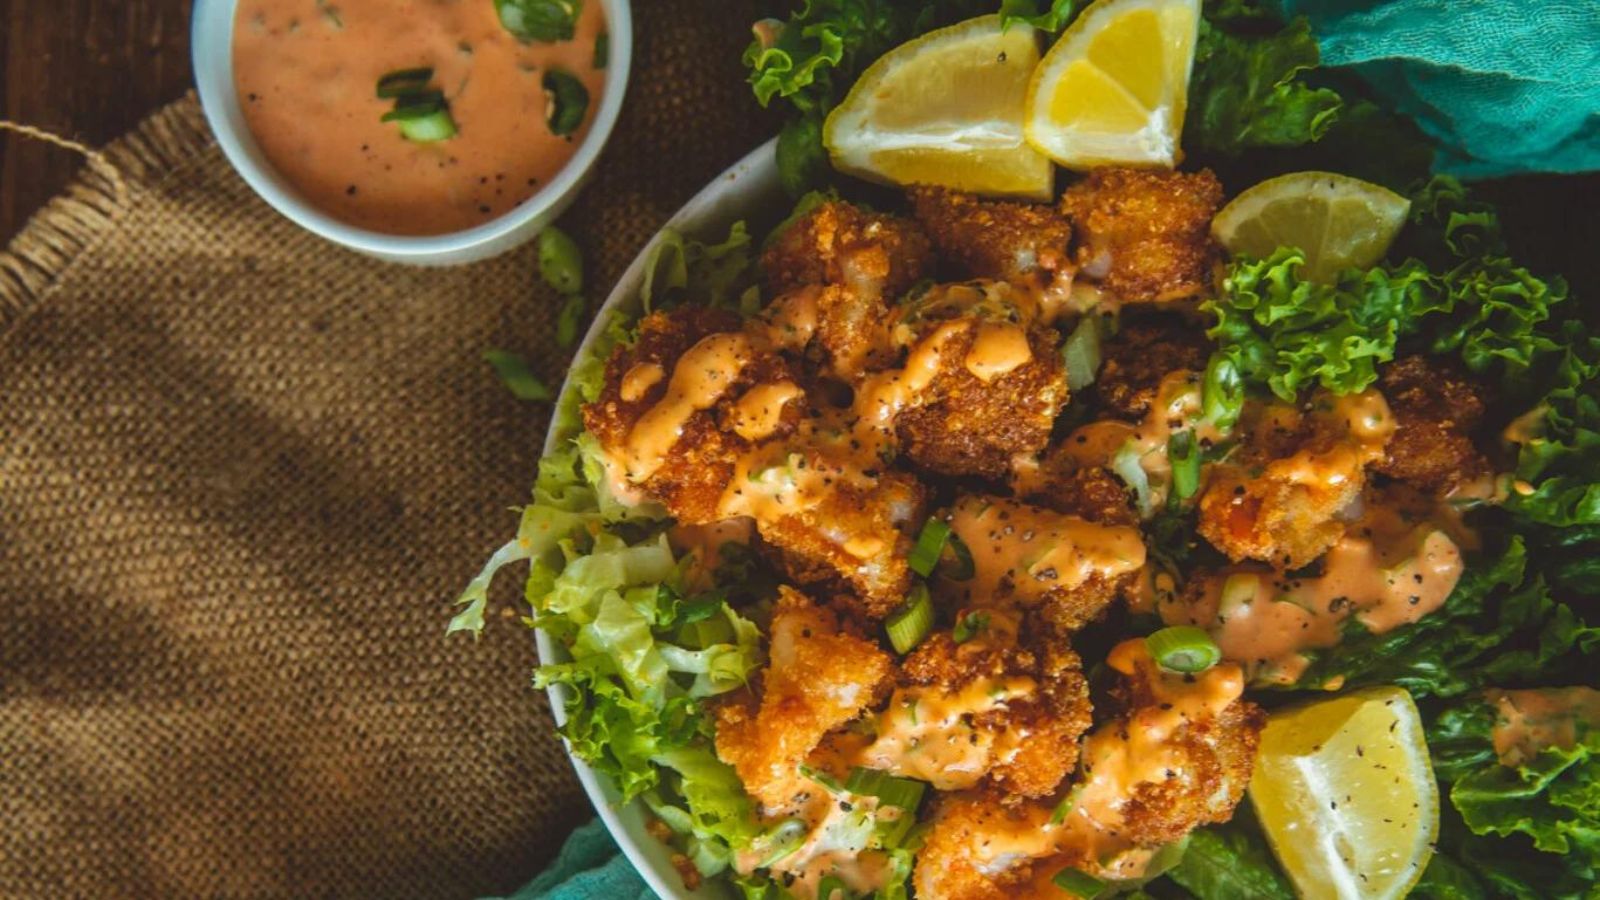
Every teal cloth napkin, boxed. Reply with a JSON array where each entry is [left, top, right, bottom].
[[1279, 0, 1600, 177], [493, 820, 652, 900]]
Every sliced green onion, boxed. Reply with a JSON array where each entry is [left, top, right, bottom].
[[593, 31, 609, 69], [483, 349, 552, 401], [1169, 429, 1201, 502], [879, 807, 918, 848], [556, 293, 586, 348], [543, 68, 590, 136], [376, 67, 434, 98], [756, 816, 808, 868], [1219, 573, 1259, 617], [396, 108, 458, 142], [797, 764, 844, 794], [1061, 314, 1103, 391], [908, 517, 951, 577], [1202, 352, 1243, 432], [951, 611, 990, 645], [494, 0, 580, 42], [944, 531, 975, 581], [817, 874, 852, 900], [1110, 439, 1154, 518], [844, 767, 926, 810], [537, 225, 584, 294], [1048, 786, 1081, 825], [885, 584, 933, 655], [379, 89, 446, 121], [1146, 625, 1222, 674], [1051, 867, 1105, 898]]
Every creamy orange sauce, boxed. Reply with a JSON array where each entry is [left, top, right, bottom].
[[855, 321, 969, 435], [1165, 526, 1463, 685], [860, 677, 1036, 790], [963, 323, 1032, 382], [619, 362, 664, 403], [1274, 391, 1395, 489], [729, 381, 803, 442], [946, 495, 1146, 608], [669, 518, 754, 591], [623, 333, 753, 481], [950, 641, 1245, 882], [1489, 687, 1600, 767], [233, 0, 606, 234], [761, 286, 824, 351], [1055, 371, 1217, 515]]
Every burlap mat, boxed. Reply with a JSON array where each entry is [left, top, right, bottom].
[[0, 3, 771, 896]]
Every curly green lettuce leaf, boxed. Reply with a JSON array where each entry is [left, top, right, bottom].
[[1183, 13, 1343, 157], [1204, 248, 1433, 400], [642, 222, 761, 314], [1162, 809, 1294, 900], [642, 746, 762, 876], [996, 0, 1089, 31], [1292, 538, 1598, 698], [1423, 693, 1600, 894]]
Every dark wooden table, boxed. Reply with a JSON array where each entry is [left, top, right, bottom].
[[1, 0, 1596, 296], [0, 0, 194, 243]]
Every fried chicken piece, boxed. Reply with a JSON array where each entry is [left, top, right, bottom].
[[1093, 314, 1212, 420], [1198, 390, 1394, 568], [1059, 167, 1223, 304], [1095, 639, 1265, 846], [858, 611, 1091, 800], [1372, 354, 1492, 493], [762, 200, 933, 301], [908, 186, 1074, 291], [942, 495, 1146, 632], [714, 587, 894, 813], [582, 306, 806, 522], [892, 317, 1070, 480], [913, 795, 1057, 900], [912, 641, 1263, 896], [748, 464, 926, 619]]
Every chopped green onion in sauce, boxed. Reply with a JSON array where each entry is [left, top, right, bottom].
[[1146, 625, 1222, 674], [375, 67, 434, 98], [542, 68, 590, 136], [885, 583, 934, 654], [844, 766, 927, 810], [593, 31, 609, 69], [908, 517, 951, 577], [1169, 428, 1202, 502], [494, 0, 581, 42], [376, 74, 457, 142]]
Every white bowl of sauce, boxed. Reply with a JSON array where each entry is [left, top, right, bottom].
[[192, 0, 630, 265]]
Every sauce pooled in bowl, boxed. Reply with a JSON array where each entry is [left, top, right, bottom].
[[233, 0, 607, 236]]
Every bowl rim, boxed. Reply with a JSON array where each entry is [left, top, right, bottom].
[[535, 137, 782, 900], [189, 0, 632, 261]]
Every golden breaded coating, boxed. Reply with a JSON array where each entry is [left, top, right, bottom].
[[1093, 314, 1212, 420], [1198, 391, 1394, 568], [762, 200, 933, 301], [714, 587, 893, 813], [908, 186, 1074, 288], [1018, 455, 1140, 528], [749, 465, 926, 619], [1059, 167, 1223, 304], [894, 320, 1070, 479], [1373, 354, 1492, 492], [942, 495, 1146, 632], [1105, 641, 1266, 846], [582, 306, 805, 523], [913, 795, 1056, 900], [860, 611, 1091, 800]]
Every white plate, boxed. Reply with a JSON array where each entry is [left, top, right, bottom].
[[535, 137, 782, 899]]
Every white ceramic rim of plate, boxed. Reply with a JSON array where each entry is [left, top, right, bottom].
[[536, 137, 782, 900], [189, 0, 633, 265]]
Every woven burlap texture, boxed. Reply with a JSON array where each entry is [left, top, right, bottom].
[[0, 3, 772, 896]]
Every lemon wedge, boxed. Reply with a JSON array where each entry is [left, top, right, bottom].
[[823, 15, 1053, 200], [1024, 0, 1200, 169], [1212, 171, 1412, 282], [1250, 686, 1439, 900]]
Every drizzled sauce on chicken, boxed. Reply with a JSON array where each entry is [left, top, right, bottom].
[[579, 166, 1508, 898]]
